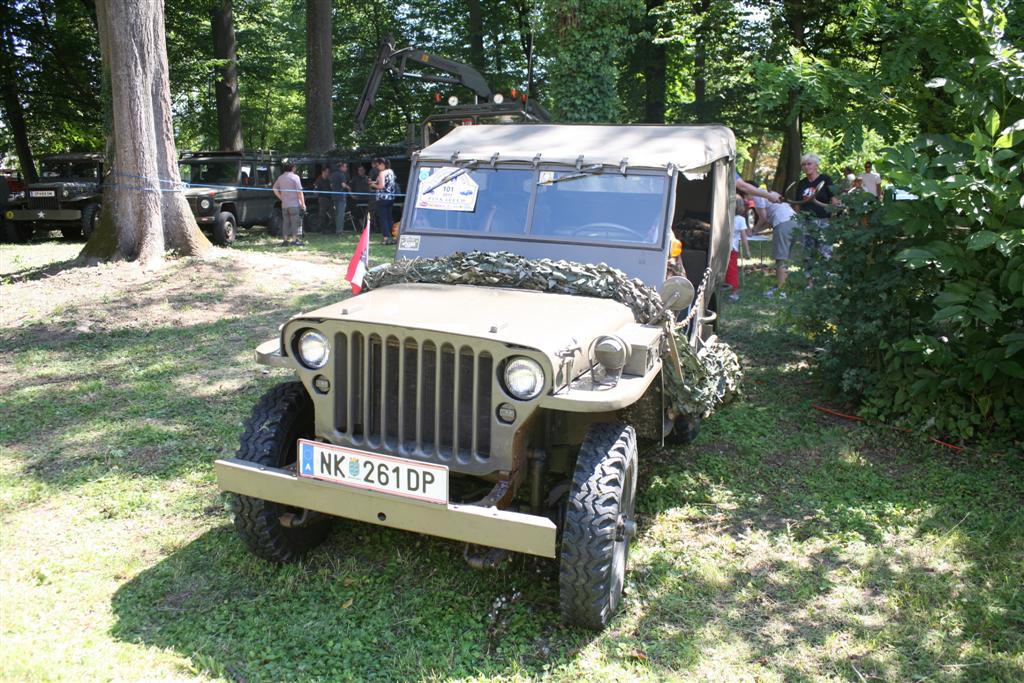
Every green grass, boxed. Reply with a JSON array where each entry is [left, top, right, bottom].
[[1, 238, 1021, 682]]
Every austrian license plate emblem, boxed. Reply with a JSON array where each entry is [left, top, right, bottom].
[[297, 439, 448, 504]]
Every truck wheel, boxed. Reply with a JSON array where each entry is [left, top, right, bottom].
[[234, 381, 330, 562], [268, 207, 282, 237], [559, 422, 638, 630], [213, 211, 236, 245], [81, 203, 100, 239], [665, 413, 702, 446], [4, 220, 32, 243]]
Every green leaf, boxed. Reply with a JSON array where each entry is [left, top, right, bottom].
[[966, 231, 999, 250], [985, 108, 1000, 138]]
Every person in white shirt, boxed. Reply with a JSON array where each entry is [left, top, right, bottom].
[[752, 193, 798, 298], [858, 161, 883, 200], [272, 162, 307, 247], [725, 197, 746, 301]]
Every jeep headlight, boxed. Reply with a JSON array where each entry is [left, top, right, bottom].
[[503, 357, 544, 400], [199, 198, 211, 210], [295, 329, 330, 369]]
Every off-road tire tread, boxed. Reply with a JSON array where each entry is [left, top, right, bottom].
[[234, 381, 329, 563], [559, 422, 637, 629], [213, 211, 236, 246]]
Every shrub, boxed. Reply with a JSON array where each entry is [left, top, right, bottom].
[[793, 34, 1024, 446]]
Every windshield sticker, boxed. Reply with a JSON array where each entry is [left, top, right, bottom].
[[398, 234, 420, 251], [538, 171, 555, 185], [416, 166, 479, 212]]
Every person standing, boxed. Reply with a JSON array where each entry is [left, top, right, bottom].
[[350, 164, 371, 230], [753, 189, 799, 298], [368, 157, 397, 245], [858, 161, 883, 200], [725, 196, 747, 301], [313, 165, 332, 232], [329, 161, 350, 234], [793, 153, 840, 286], [272, 162, 306, 247]]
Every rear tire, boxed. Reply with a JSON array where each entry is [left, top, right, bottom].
[[664, 413, 702, 446], [268, 206, 282, 237], [234, 381, 330, 562], [60, 225, 83, 240], [213, 211, 236, 246], [559, 423, 638, 630]]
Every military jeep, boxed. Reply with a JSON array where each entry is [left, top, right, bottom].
[[4, 153, 103, 242], [179, 150, 281, 245], [215, 124, 736, 629]]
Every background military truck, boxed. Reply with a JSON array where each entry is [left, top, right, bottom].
[[215, 124, 736, 630], [4, 153, 103, 242], [179, 150, 281, 245]]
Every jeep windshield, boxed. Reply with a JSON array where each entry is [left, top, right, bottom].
[[180, 161, 240, 186], [39, 161, 101, 180], [408, 164, 667, 247]]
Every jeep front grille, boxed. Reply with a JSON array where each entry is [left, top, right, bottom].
[[333, 332, 493, 464], [28, 196, 60, 210]]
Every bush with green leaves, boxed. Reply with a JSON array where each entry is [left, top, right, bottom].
[[793, 31, 1023, 445]]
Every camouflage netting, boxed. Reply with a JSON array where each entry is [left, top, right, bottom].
[[363, 251, 671, 325], [364, 251, 741, 419]]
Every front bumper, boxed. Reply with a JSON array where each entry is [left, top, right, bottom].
[[214, 457, 558, 558], [7, 208, 81, 222]]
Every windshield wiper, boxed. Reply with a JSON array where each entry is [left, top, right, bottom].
[[538, 164, 605, 186], [423, 161, 479, 194]]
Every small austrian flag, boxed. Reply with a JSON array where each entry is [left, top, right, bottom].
[[345, 216, 370, 294]]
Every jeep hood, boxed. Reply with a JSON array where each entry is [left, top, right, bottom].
[[299, 283, 636, 353]]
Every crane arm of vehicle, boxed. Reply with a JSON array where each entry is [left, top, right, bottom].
[[353, 35, 494, 133]]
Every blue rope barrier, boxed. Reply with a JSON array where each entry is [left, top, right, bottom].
[[104, 170, 404, 197]]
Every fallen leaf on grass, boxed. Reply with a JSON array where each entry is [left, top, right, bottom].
[[627, 649, 648, 662], [341, 598, 354, 609]]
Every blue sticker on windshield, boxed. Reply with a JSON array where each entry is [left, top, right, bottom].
[[419, 169, 430, 181]]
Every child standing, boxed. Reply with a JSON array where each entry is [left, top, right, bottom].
[[725, 196, 747, 301]]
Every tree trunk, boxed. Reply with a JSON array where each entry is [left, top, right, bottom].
[[82, 0, 210, 265], [467, 0, 486, 77], [0, 11, 38, 183], [642, 0, 666, 123], [211, 0, 243, 151], [693, 0, 710, 122], [772, 89, 802, 195], [305, 0, 333, 153]]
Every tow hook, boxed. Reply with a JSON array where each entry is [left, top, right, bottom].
[[279, 509, 327, 528], [463, 544, 510, 570]]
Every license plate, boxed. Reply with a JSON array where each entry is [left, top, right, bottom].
[[30, 190, 55, 197], [297, 439, 448, 504]]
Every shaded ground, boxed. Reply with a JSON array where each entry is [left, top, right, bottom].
[[1, 234, 1021, 682]]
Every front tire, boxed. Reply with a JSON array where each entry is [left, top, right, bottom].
[[268, 206, 283, 237], [213, 211, 236, 246], [559, 423, 638, 630], [234, 381, 330, 562], [81, 203, 100, 239], [5, 220, 32, 242]]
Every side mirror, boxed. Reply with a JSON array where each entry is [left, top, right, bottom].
[[659, 276, 695, 312]]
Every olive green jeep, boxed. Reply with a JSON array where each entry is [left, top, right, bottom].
[[215, 124, 738, 629], [4, 153, 103, 242]]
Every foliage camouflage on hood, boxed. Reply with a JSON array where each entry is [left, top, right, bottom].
[[364, 251, 741, 419]]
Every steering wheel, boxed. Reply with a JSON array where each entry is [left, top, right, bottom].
[[571, 222, 647, 241]]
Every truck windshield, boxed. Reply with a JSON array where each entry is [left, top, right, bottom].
[[181, 161, 240, 186], [39, 161, 101, 180], [408, 165, 666, 246]]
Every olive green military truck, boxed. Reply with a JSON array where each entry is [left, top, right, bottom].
[[4, 153, 103, 242], [215, 124, 737, 629]]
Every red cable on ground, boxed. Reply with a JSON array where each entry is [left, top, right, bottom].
[[811, 404, 965, 452]]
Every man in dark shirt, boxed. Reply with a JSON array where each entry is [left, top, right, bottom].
[[329, 161, 350, 234], [313, 165, 332, 232], [350, 164, 371, 231]]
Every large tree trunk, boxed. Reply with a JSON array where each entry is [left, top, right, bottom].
[[641, 0, 666, 123], [693, 0, 710, 122], [305, 0, 333, 153], [211, 0, 243, 151], [0, 10, 38, 183], [82, 0, 210, 266], [467, 0, 486, 77], [772, 89, 802, 195]]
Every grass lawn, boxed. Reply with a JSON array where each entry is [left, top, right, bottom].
[[1, 230, 1021, 682]]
